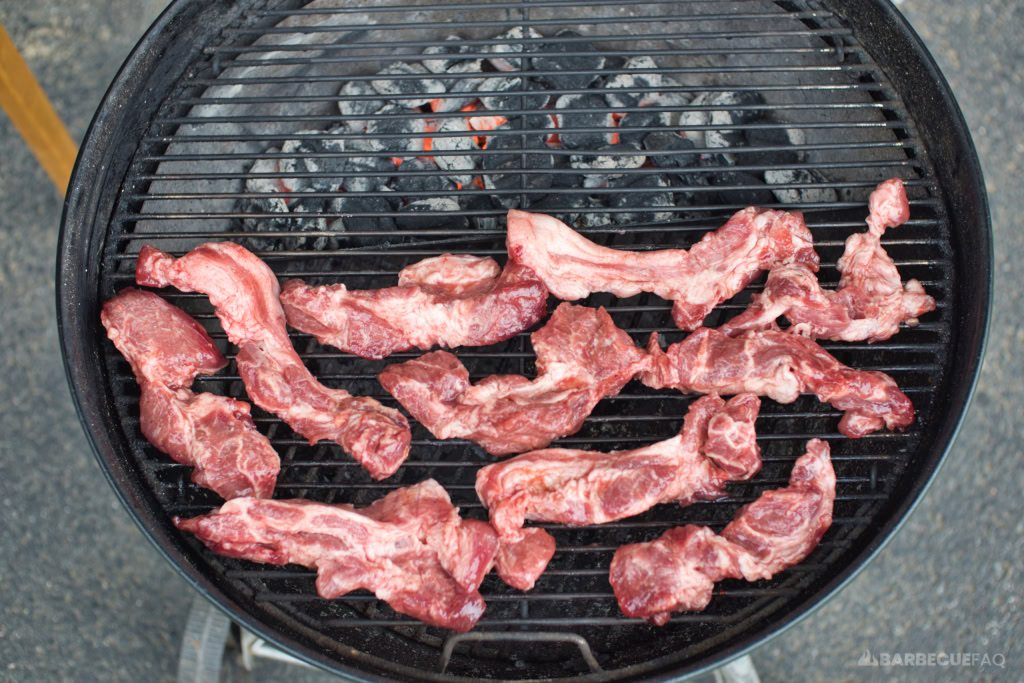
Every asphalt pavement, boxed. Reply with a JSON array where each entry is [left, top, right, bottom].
[[0, 1, 1020, 681]]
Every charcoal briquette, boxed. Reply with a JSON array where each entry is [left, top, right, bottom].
[[603, 56, 662, 108], [430, 59, 484, 112], [397, 198, 468, 231], [465, 193, 499, 231], [484, 26, 543, 71], [708, 170, 775, 206], [644, 132, 697, 169], [617, 108, 671, 144], [705, 110, 746, 149], [581, 197, 613, 228], [531, 30, 605, 91], [431, 118, 477, 186], [707, 90, 765, 125], [244, 150, 286, 195], [391, 158, 456, 196], [235, 191, 334, 251], [371, 62, 445, 108], [337, 80, 385, 131], [742, 126, 806, 166], [555, 93, 616, 150], [764, 169, 838, 204], [608, 174, 675, 224], [363, 104, 430, 156], [570, 143, 646, 172], [422, 35, 473, 74], [341, 155, 395, 193], [528, 192, 589, 227], [678, 107, 710, 148], [280, 131, 349, 191], [329, 195, 398, 246], [478, 76, 550, 112]]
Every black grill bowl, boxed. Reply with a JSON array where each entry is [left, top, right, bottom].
[[57, 0, 990, 680]]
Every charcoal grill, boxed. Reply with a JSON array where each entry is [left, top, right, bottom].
[[57, 0, 990, 679]]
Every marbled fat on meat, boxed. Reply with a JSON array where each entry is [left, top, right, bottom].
[[280, 254, 548, 360], [378, 303, 651, 455], [476, 394, 762, 541], [505, 207, 818, 330], [642, 327, 914, 438], [101, 287, 279, 499], [174, 480, 496, 632], [135, 242, 411, 480], [720, 178, 936, 341], [609, 439, 834, 625]]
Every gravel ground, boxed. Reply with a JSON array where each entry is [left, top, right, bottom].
[[0, 1, 1020, 681]]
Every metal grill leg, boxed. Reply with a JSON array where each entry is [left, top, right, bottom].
[[178, 594, 250, 683]]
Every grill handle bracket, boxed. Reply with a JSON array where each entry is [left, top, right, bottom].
[[439, 631, 602, 674]]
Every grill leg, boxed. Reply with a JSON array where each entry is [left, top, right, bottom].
[[711, 655, 761, 683], [178, 594, 250, 683]]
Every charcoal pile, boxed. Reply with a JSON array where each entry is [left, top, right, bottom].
[[232, 27, 829, 249]]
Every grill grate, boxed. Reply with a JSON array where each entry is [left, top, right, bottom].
[[96, 0, 954, 679]]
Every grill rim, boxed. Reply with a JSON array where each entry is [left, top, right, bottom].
[[55, 0, 991, 680]]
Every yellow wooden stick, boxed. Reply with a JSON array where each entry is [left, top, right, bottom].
[[0, 22, 78, 195]]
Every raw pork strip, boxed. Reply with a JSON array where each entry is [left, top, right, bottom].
[[642, 327, 914, 438], [175, 480, 497, 632], [477, 394, 762, 541], [505, 207, 818, 330], [720, 178, 936, 341], [280, 254, 548, 359], [610, 439, 834, 625], [378, 303, 651, 455], [101, 287, 279, 499], [136, 242, 411, 480]]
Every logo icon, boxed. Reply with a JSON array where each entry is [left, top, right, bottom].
[[858, 649, 879, 667]]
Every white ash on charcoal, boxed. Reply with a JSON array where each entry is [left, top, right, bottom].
[[555, 93, 617, 150], [329, 195, 398, 247], [465, 193, 499, 231], [692, 91, 766, 149], [608, 174, 675, 224], [530, 29, 605, 91], [677, 107, 710, 148], [483, 26, 543, 72], [742, 126, 807, 166], [363, 104, 430, 157], [431, 118, 477, 187], [481, 132, 556, 208], [339, 154, 396, 194], [570, 142, 646, 174], [705, 90, 766, 124], [764, 168, 838, 204], [644, 132, 698, 171], [278, 130, 348, 191], [390, 158, 456, 196], [429, 60, 485, 112], [478, 76, 550, 113], [370, 62, 446, 108], [603, 56, 663, 109], [422, 35, 473, 74], [337, 80, 385, 132], [244, 150, 289, 195], [397, 197, 468, 231], [580, 197, 614, 228], [234, 189, 334, 252], [641, 88, 692, 126]]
